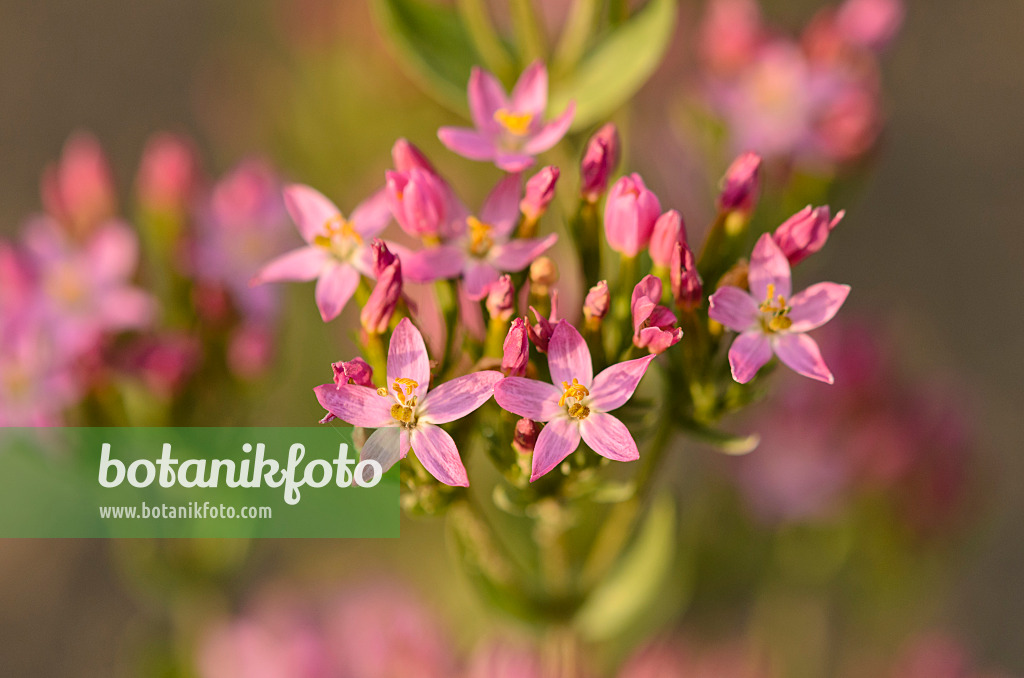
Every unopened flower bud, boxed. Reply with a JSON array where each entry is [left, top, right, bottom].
[[486, 275, 516, 321], [772, 205, 844, 265], [649, 209, 687, 268], [512, 418, 540, 454], [527, 290, 559, 353], [583, 281, 610, 322], [391, 138, 437, 174], [670, 242, 703, 310], [136, 132, 201, 214], [42, 131, 117, 236], [332, 357, 374, 388], [605, 174, 661, 257], [520, 166, 559, 223], [501, 317, 529, 377], [360, 240, 402, 335], [836, 0, 904, 51], [581, 123, 620, 202], [717, 152, 762, 215], [385, 168, 447, 239], [529, 256, 558, 294]]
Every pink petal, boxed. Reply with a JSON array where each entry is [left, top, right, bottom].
[[402, 245, 466, 283], [708, 286, 760, 332], [548, 321, 593, 389], [480, 173, 523, 236], [314, 383, 393, 427], [728, 330, 773, 384], [637, 326, 682, 354], [488, 234, 558, 273], [458, 281, 487, 342], [359, 426, 403, 477], [255, 246, 329, 283], [438, 127, 498, 162], [463, 260, 501, 300], [468, 66, 509, 134], [510, 61, 548, 118], [99, 288, 155, 329], [579, 412, 639, 462], [350, 188, 392, 238], [522, 102, 576, 155], [773, 332, 834, 384], [494, 151, 536, 173], [88, 221, 138, 282], [419, 370, 504, 424], [283, 184, 340, 244], [493, 377, 564, 421], [314, 263, 360, 321], [787, 283, 850, 332], [530, 417, 581, 482], [411, 424, 469, 487], [749, 233, 792, 301], [387, 318, 431, 400], [589, 354, 656, 412]]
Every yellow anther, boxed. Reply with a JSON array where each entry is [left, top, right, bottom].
[[558, 378, 590, 408], [758, 283, 793, 333], [322, 214, 362, 245], [467, 216, 494, 256], [494, 109, 534, 136], [376, 387, 389, 397], [391, 378, 419, 405]]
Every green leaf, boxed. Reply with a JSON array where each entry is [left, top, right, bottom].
[[574, 493, 678, 641], [680, 418, 761, 455], [370, 0, 480, 114], [550, 0, 678, 130]]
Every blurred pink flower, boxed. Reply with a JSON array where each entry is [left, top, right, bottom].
[[698, 0, 765, 75], [772, 205, 845, 265], [521, 166, 560, 222], [581, 123, 620, 203], [136, 132, 203, 214], [649, 210, 687, 269], [604, 174, 662, 257], [502, 316, 530, 377], [0, 316, 80, 426], [717, 152, 762, 215], [41, 131, 117, 237], [439, 62, 576, 172], [494, 321, 655, 481], [835, 0, 905, 51]]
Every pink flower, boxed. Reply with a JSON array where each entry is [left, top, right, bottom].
[[41, 131, 117, 236], [772, 205, 844, 265], [604, 174, 662, 257], [438, 62, 576, 172], [502, 317, 529, 377], [314, 318, 503, 486], [717, 152, 762, 214], [403, 174, 558, 299], [583, 280, 610, 322], [386, 167, 453, 240], [648, 209, 687, 268], [708, 234, 850, 384], [836, 0, 904, 51], [360, 240, 403, 335], [228, 323, 275, 380], [254, 183, 392, 321], [520, 166, 560, 222], [698, 0, 764, 74], [631, 275, 683, 354], [0, 317, 80, 426], [670, 242, 703, 310], [136, 132, 202, 214], [391, 137, 437, 173], [494, 321, 656, 481], [581, 123, 620, 202]]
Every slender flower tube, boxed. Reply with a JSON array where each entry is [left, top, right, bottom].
[[315, 319, 503, 486], [604, 174, 661, 257], [581, 123, 620, 203], [772, 205, 845, 265], [494, 321, 656, 481], [360, 240, 403, 335], [631, 275, 683, 354], [709, 234, 850, 383], [717, 152, 762, 215], [520, 166, 559, 223], [670, 242, 703, 310], [254, 184, 393, 321], [438, 62, 576, 172], [486, 275, 516, 321], [649, 209, 687, 269], [501, 317, 529, 377]]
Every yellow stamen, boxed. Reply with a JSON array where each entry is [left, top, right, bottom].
[[316, 214, 362, 248], [380, 378, 420, 426], [467, 216, 494, 256], [758, 283, 793, 332], [559, 378, 591, 419], [494, 109, 533, 136]]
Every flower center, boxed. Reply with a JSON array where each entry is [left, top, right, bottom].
[[494, 109, 533, 137], [558, 378, 591, 420], [759, 283, 793, 332], [378, 377, 420, 427], [314, 214, 362, 259], [467, 216, 494, 257]]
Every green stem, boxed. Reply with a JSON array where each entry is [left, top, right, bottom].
[[456, 0, 515, 80], [571, 200, 602, 288], [509, 0, 547, 65]]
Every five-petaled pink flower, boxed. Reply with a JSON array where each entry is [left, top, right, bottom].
[[494, 321, 656, 481], [709, 233, 850, 384], [438, 62, 576, 172], [254, 184, 393, 322], [403, 174, 558, 300], [315, 318, 503, 486]]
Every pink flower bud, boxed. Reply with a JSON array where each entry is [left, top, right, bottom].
[[717, 152, 762, 214], [631, 275, 683, 354], [391, 138, 437, 174], [512, 418, 540, 454], [228, 324, 275, 380], [772, 205, 844, 265], [527, 290, 559, 353], [41, 131, 117, 235], [648, 209, 687, 268], [520, 166, 559, 222], [486, 275, 516, 320], [501, 317, 530, 377], [385, 168, 447, 239], [136, 132, 202, 214], [360, 240, 403, 335], [528, 256, 559, 292], [670, 242, 703, 310], [604, 173, 662, 257], [583, 280, 610, 322], [332, 357, 374, 388], [836, 0, 904, 51], [581, 123, 620, 202]]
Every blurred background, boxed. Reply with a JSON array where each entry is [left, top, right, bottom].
[[1, 0, 1022, 675]]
